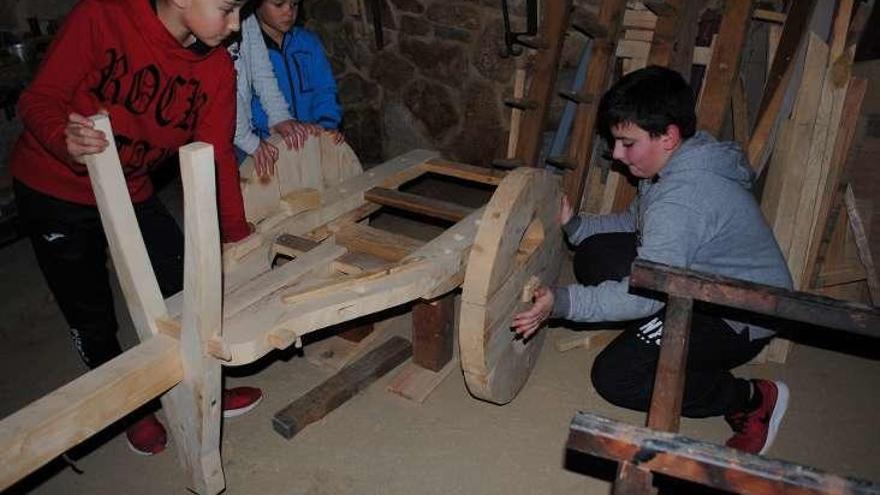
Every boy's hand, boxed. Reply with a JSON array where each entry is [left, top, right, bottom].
[[511, 285, 554, 339], [65, 112, 110, 165], [252, 139, 278, 179], [559, 195, 573, 226]]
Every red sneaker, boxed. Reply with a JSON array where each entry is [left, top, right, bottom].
[[222, 386, 263, 418], [126, 413, 167, 456], [725, 380, 789, 455]]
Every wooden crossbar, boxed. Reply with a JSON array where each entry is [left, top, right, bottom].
[[364, 187, 475, 223], [567, 412, 880, 495], [629, 259, 880, 337]]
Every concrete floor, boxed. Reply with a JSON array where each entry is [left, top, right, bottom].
[[1, 180, 879, 494]]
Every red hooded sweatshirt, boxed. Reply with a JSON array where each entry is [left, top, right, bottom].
[[10, 0, 249, 242]]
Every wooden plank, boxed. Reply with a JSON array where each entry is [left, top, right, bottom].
[[0, 335, 182, 491], [272, 336, 412, 439], [761, 33, 829, 255], [747, 0, 818, 175], [364, 187, 475, 222], [422, 158, 507, 186], [387, 356, 459, 403], [84, 115, 168, 340], [629, 259, 880, 337], [334, 221, 425, 262], [816, 264, 867, 287], [568, 412, 880, 495], [844, 185, 880, 306], [646, 295, 692, 433], [646, 0, 703, 77], [753, 8, 786, 23], [804, 78, 868, 290], [412, 295, 455, 372], [224, 239, 347, 318], [697, 0, 754, 136], [173, 142, 225, 494]]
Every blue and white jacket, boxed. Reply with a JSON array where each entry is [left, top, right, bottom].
[[251, 27, 341, 136]]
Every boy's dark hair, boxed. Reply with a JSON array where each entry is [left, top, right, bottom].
[[597, 65, 696, 144]]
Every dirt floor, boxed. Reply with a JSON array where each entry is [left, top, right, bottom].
[[1, 178, 879, 495]]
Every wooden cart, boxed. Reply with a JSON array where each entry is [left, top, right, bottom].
[[0, 115, 563, 493]]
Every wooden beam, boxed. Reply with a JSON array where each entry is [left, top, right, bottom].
[[84, 115, 168, 340], [697, 0, 754, 136], [568, 412, 880, 495], [629, 259, 880, 337], [272, 336, 412, 439], [747, 0, 818, 175], [646, 0, 703, 78], [422, 158, 507, 186], [364, 187, 475, 222], [0, 335, 182, 491]]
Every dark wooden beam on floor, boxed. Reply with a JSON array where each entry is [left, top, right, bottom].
[[272, 336, 412, 439]]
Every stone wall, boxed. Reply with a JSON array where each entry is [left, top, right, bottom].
[[307, 0, 531, 166]]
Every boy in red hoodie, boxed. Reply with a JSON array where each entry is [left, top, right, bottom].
[[11, 0, 262, 455]]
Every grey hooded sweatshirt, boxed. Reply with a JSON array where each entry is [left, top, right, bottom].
[[555, 131, 793, 340]]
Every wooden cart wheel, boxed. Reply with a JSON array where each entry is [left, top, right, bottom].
[[459, 167, 563, 404]]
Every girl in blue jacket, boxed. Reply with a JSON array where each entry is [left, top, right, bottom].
[[249, 0, 342, 143]]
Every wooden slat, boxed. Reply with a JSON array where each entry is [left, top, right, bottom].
[[422, 158, 507, 186], [334, 222, 425, 262], [697, 0, 754, 136], [272, 336, 412, 439], [568, 412, 880, 495], [0, 335, 182, 491], [629, 259, 880, 337], [364, 187, 475, 222], [747, 0, 818, 175]]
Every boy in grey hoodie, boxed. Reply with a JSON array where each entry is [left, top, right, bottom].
[[512, 66, 793, 455]]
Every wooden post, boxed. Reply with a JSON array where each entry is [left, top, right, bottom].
[[412, 295, 455, 372], [172, 143, 226, 494], [646, 295, 693, 432]]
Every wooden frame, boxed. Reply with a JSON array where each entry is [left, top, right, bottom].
[[566, 258, 880, 494]]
